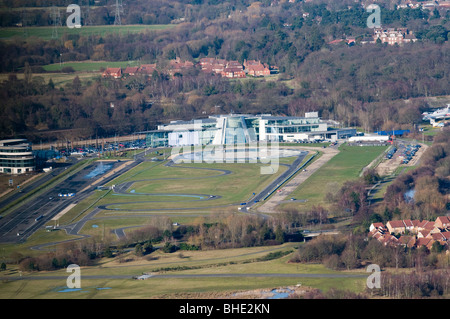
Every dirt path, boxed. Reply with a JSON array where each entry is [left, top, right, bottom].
[[257, 146, 339, 214]]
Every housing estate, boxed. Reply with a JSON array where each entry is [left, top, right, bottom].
[[369, 216, 450, 251], [102, 57, 276, 80]]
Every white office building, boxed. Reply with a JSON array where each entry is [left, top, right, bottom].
[[144, 113, 356, 147]]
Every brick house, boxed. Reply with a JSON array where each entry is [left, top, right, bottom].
[[373, 27, 417, 45], [244, 59, 271, 77], [123, 66, 139, 76], [435, 216, 450, 230], [138, 64, 157, 75], [102, 67, 122, 79], [386, 220, 407, 234], [221, 67, 246, 78]]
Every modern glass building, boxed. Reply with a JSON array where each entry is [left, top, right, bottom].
[[0, 139, 35, 174], [142, 113, 356, 147]]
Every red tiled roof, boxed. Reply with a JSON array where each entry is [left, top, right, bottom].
[[124, 66, 139, 74], [403, 219, 413, 227], [388, 220, 405, 228]]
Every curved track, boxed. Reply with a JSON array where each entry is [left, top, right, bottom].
[[31, 149, 308, 249]]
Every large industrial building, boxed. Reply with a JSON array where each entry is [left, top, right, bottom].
[[143, 113, 356, 148], [0, 139, 35, 174]]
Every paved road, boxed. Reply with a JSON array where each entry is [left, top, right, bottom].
[[0, 158, 141, 243]]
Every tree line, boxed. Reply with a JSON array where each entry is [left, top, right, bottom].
[[0, 1, 449, 141]]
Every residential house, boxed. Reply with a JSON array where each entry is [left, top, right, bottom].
[[373, 28, 417, 45], [221, 67, 246, 78], [386, 220, 407, 234], [399, 235, 416, 248], [369, 222, 385, 232], [168, 57, 194, 76], [435, 216, 450, 230], [246, 63, 271, 77], [123, 66, 139, 76], [138, 64, 157, 75], [370, 217, 450, 251], [102, 67, 122, 79]]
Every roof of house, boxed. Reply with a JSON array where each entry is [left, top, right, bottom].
[[436, 216, 450, 225], [416, 237, 432, 247], [403, 219, 414, 227], [387, 220, 406, 228], [124, 66, 139, 74]]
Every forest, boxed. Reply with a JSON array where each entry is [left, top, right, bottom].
[[0, 0, 449, 142]]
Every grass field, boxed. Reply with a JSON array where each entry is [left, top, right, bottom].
[[0, 24, 176, 41], [87, 160, 289, 214], [42, 60, 140, 72], [280, 144, 388, 212], [0, 243, 367, 298]]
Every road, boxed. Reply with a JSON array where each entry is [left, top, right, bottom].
[[0, 157, 142, 243], [1, 145, 310, 249]]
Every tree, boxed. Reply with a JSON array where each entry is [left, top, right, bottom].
[[135, 243, 143, 256]]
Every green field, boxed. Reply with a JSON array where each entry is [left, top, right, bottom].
[[0, 243, 367, 298], [280, 144, 388, 212], [88, 160, 289, 214], [42, 60, 140, 72], [0, 24, 176, 41]]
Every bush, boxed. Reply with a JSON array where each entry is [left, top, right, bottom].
[[162, 242, 178, 253]]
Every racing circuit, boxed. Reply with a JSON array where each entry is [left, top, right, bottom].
[[29, 147, 309, 248]]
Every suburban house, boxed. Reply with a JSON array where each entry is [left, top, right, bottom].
[[221, 67, 246, 78], [123, 66, 139, 76], [243, 59, 271, 77], [102, 67, 122, 79], [168, 57, 194, 76], [369, 216, 450, 251], [373, 28, 418, 45], [138, 64, 157, 75]]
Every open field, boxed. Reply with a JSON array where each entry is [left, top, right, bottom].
[[0, 243, 367, 299], [0, 71, 99, 88], [0, 24, 177, 41], [91, 161, 289, 213], [279, 145, 388, 212], [42, 60, 140, 72]]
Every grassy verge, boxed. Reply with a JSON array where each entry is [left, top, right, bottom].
[[280, 145, 388, 212], [0, 243, 366, 298]]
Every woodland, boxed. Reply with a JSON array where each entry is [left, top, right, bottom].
[[0, 0, 449, 142]]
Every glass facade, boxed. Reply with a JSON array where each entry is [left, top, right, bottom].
[[143, 114, 353, 147]]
